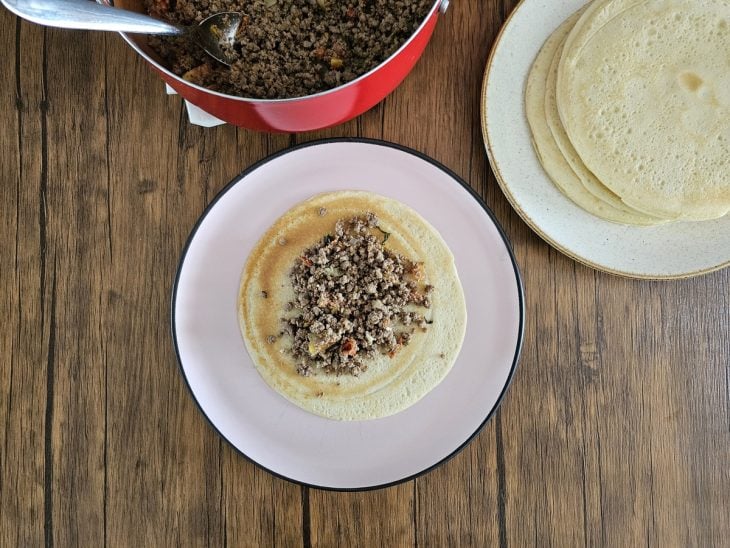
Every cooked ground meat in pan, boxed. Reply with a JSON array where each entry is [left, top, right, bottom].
[[146, 0, 432, 99]]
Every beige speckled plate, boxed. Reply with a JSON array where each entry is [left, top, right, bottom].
[[481, 0, 730, 280]]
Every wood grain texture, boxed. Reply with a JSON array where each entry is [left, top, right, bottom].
[[1, 0, 728, 546]]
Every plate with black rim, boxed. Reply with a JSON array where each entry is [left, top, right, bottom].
[[482, 0, 730, 280], [171, 138, 524, 490]]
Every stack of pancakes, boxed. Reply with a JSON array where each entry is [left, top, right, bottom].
[[526, 0, 730, 225]]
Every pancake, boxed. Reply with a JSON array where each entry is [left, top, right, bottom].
[[556, 0, 730, 220], [525, 11, 664, 225], [238, 191, 467, 421], [545, 29, 667, 223]]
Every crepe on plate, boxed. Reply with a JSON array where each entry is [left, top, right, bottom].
[[238, 191, 467, 421]]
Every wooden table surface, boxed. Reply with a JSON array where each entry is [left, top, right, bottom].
[[2, 1, 728, 546]]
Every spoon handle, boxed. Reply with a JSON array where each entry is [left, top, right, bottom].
[[2, 0, 184, 34]]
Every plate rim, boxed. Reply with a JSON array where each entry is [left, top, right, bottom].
[[480, 0, 730, 281], [170, 137, 525, 491]]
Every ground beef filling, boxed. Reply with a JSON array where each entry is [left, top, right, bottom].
[[282, 213, 432, 377], [145, 0, 432, 99]]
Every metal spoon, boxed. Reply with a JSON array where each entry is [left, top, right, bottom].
[[1, 0, 242, 66]]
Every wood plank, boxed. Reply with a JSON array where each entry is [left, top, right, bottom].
[[221, 452, 303, 547], [42, 25, 110, 547], [309, 486, 415, 547], [103, 30, 224, 546], [0, 15, 50, 548]]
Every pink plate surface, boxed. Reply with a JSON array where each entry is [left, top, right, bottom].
[[172, 139, 524, 489]]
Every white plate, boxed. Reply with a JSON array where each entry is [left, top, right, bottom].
[[482, 0, 730, 280], [171, 139, 524, 490]]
